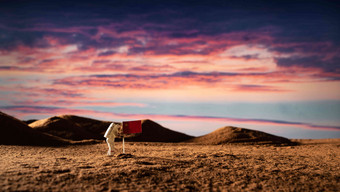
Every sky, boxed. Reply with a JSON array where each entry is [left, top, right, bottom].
[[0, 0, 339, 139]]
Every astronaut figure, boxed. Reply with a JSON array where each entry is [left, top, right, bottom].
[[104, 122, 122, 156]]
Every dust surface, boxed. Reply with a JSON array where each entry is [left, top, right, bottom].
[[1, 140, 339, 191]]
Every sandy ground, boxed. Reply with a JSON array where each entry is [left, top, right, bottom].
[[1, 141, 339, 191]]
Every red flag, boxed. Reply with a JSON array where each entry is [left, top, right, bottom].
[[123, 120, 142, 134]]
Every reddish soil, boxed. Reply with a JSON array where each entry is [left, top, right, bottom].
[[1, 140, 339, 191]]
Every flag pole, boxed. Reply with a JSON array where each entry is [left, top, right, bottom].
[[122, 137, 125, 154]]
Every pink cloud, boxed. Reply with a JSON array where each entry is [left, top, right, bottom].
[[233, 84, 290, 92], [1, 23, 339, 107], [51, 70, 321, 92], [12, 100, 146, 108]]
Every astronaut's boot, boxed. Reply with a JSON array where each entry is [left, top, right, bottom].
[[107, 150, 114, 156]]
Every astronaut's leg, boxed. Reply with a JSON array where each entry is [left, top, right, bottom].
[[110, 137, 115, 154], [106, 137, 115, 156], [106, 138, 111, 156]]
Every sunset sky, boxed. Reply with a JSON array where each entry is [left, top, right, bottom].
[[1, 0, 339, 139]]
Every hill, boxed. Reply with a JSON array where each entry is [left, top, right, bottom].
[[25, 114, 293, 145], [189, 126, 293, 145], [29, 116, 194, 143], [127, 119, 194, 142], [0, 111, 68, 146], [23, 119, 38, 124], [58, 115, 112, 138], [29, 115, 111, 141]]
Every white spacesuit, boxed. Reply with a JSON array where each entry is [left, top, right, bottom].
[[104, 122, 121, 156]]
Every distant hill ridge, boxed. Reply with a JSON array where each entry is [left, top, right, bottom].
[[128, 119, 194, 142], [29, 115, 194, 142], [0, 111, 68, 146], [189, 126, 293, 145], [1, 111, 293, 145], [29, 115, 112, 141]]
